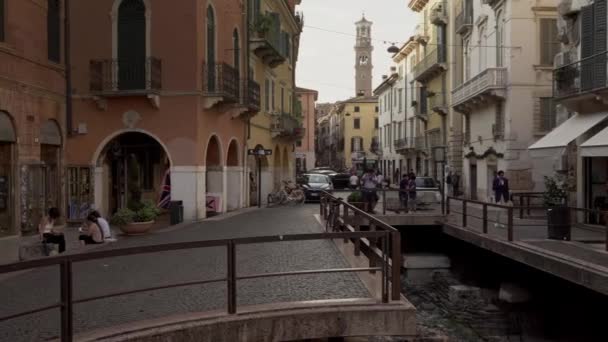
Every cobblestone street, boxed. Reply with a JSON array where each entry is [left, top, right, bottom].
[[0, 205, 369, 341]]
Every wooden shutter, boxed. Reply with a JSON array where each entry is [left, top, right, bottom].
[[0, 0, 5, 42], [581, 4, 595, 91], [350, 137, 355, 152], [594, 0, 607, 89], [540, 19, 558, 66]]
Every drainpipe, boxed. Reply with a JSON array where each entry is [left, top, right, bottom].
[[64, 0, 73, 136]]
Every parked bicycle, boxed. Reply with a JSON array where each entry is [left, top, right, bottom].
[[267, 181, 305, 206]]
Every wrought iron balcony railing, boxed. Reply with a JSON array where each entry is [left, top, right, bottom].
[[90, 57, 162, 94], [202, 62, 240, 102], [271, 113, 303, 139], [554, 51, 608, 99], [414, 48, 447, 81], [244, 78, 261, 111], [250, 13, 287, 68]]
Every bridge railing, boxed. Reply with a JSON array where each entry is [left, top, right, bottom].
[[320, 191, 402, 303], [324, 187, 444, 215], [0, 230, 393, 342], [446, 197, 608, 250]]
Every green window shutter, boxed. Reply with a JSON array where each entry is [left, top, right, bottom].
[[0, 0, 5, 42], [581, 4, 594, 91], [593, 0, 607, 89], [540, 19, 558, 66], [47, 0, 61, 63]]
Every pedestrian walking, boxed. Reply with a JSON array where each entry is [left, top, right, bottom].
[[349, 172, 359, 190], [376, 171, 385, 189], [361, 169, 379, 213], [79, 213, 105, 245], [407, 173, 417, 213], [398, 174, 409, 213], [492, 170, 510, 204], [39, 207, 65, 255]]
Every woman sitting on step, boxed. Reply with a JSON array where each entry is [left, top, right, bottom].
[[79, 213, 105, 245]]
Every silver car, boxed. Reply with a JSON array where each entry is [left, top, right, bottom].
[[415, 177, 441, 204], [301, 174, 333, 201]]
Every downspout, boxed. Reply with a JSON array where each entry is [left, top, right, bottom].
[[64, 0, 73, 136], [245, 0, 251, 207]]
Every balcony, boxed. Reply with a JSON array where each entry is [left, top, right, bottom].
[[554, 51, 608, 114], [250, 13, 286, 68], [244, 79, 261, 112], [452, 68, 507, 113], [408, 0, 430, 12], [430, 1, 448, 25], [412, 136, 428, 153], [90, 57, 162, 107], [201, 62, 240, 109], [414, 48, 447, 82], [455, 7, 473, 35], [270, 113, 304, 140], [429, 92, 448, 115], [395, 138, 409, 152]]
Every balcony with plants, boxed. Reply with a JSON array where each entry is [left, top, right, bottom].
[[270, 113, 304, 140], [250, 13, 287, 68], [452, 67, 507, 113], [554, 51, 608, 113]]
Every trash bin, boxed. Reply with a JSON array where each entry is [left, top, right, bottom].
[[547, 206, 571, 240], [170, 200, 184, 225]]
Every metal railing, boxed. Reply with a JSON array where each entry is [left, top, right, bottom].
[[90, 57, 162, 93], [413, 48, 446, 80], [394, 138, 408, 150], [446, 197, 608, 250], [0, 230, 394, 342], [510, 192, 568, 219], [323, 188, 444, 216], [554, 51, 608, 99], [271, 113, 303, 138], [455, 6, 472, 34], [244, 78, 261, 110], [452, 67, 507, 106], [202, 62, 240, 101]]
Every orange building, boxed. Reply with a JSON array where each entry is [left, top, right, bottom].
[[66, 0, 260, 222], [296, 87, 318, 172]]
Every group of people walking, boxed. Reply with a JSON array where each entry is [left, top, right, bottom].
[[39, 208, 113, 256], [348, 169, 418, 214]]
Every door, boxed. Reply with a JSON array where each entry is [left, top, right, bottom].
[[487, 165, 497, 201], [470, 164, 478, 200], [118, 0, 146, 90]]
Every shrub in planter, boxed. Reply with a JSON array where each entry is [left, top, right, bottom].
[[543, 175, 570, 240], [347, 191, 366, 209], [110, 200, 160, 235], [252, 14, 273, 37]]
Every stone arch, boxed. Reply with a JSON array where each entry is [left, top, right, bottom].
[[0, 110, 17, 143], [226, 138, 240, 167], [225, 139, 241, 211], [205, 134, 223, 167], [205, 134, 224, 215], [92, 128, 174, 166]]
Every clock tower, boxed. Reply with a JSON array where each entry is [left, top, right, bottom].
[[355, 15, 373, 97]]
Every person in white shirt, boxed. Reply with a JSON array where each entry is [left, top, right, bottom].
[[361, 169, 379, 213], [91, 210, 113, 241], [376, 172, 385, 189], [349, 173, 359, 190]]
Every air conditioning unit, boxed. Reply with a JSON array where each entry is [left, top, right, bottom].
[[554, 52, 571, 68]]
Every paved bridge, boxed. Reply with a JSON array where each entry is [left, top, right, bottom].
[[0, 205, 415, 342]]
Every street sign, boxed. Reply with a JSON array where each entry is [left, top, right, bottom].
[[248, 149, 273, 156]]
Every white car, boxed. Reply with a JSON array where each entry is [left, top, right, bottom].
[[415, 177, 441, 204]]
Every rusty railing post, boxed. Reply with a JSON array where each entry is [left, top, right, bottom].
[[382, 189, 387, 215], [382, 233, 389, 303], [446, 196, 451, 215], [462, 199, 467, 228], [354, 212, 361, 256], [320, 195, 324, 218], [507, 207, 514, 242], [60, 260, 74, 342], [227, 240, 237, 314], [527, 196, 531, 216], [482, 203, 488, 234], [391, 230, 402, 301], [369, 222, 377, 274], [519, 196, 524, 219]]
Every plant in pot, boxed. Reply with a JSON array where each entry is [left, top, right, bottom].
[[252, 14, 273, 38], [543, 175, 570, 240], [110, 200, 160, 235], [347, 191, 365, 210]]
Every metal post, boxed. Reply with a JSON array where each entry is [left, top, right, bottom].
[[605, 214, 608, 252], [60, 261, 73, 342], [482, 203, 488, 234], [446, 196, 451, 215], [369, 222, 377, 274], [227, 241, 237, 314], [391, 231, 402, 301], [257, 158, 262, 208], [527, 196, 531, 216], [507, 207, 514, 242], [354, 212, 361, 256], [382, 234, 389, 303], [519, 196, 524, 219], [440, 181, 445, 215], [462, 199, 467, 228], [382, 189, 386, 215]]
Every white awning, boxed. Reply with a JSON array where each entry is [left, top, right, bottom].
[[528, 112, 608, 158], [581, 126, 608, 157]]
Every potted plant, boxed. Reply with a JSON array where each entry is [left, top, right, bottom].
[[252, 14, 273, 38], [543, 175, 570, 240], [110, 200, 160, 235], [347, 191, 366, 210]]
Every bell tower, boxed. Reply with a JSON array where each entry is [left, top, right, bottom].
[[355, 15, 373, 97]]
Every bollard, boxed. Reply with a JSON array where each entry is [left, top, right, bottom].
[[482, 203, 488, 234], [462, 200, 467, 228], [507, 207, 514, 241]]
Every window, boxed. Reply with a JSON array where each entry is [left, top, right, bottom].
[[580, 2, 607, 91], [496, 10, 504, 67], [393, 89, 397, 106], [271, 80, 275, 110], [479, 26, 487, 71], [464, 39, 471, 81], [207, 5, 216, 91], [398, 89, 403, 112], [264, 79, 270, 111], [296, 140, 302, 147], [375, 106, 379, 112], [540, 19, 559, 66], [354, 106, 360, 112], [233, 29, 240, 74], [494, 102, 504, 136], [375, 118, 378, 128], [47, 0, 61, 63], [540, 98, 557, 131], [351, 137, 363, 152], [354, 118, 361, 129], [0, 0, 5, 42], [249, 0, 261, 26]]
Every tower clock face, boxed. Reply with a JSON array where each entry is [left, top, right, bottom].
[[359, 55, 369, 65]]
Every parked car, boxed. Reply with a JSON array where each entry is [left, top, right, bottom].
[[308, 169, 351, 189], [415, 177, 441, 204], [300, 173, 333, 201]]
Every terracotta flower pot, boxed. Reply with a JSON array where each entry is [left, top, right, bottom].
[[119, 221, 155, 235]]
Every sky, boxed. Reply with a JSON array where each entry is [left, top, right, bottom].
[[295, 0, 418, 103]]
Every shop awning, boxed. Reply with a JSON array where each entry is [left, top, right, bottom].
[[581, 126, 608, 157], [528, 112, 608, 158]]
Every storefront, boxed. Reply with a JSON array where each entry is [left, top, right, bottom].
[[0, 112, 16, 238]]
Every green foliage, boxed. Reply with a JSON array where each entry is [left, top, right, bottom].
[[252, 14, 273, 34], [110, 200, 160, 226], [543, 175, 568, 206], [347, 191, 363, 203]]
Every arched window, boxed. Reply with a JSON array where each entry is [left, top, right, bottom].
[[496, 10, 504, 67], [464, 39, 471, 81], [479, 26, 487, 71], [233, 29, 240, 74], [47, 0, 61, 63], [118, 0, 146, 90], [207, 6, 216, 92]]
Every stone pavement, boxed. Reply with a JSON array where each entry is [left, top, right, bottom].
[[0, 205, 370, 342]]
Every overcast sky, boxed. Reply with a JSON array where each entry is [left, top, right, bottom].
[[295, 0, 418, 103]]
